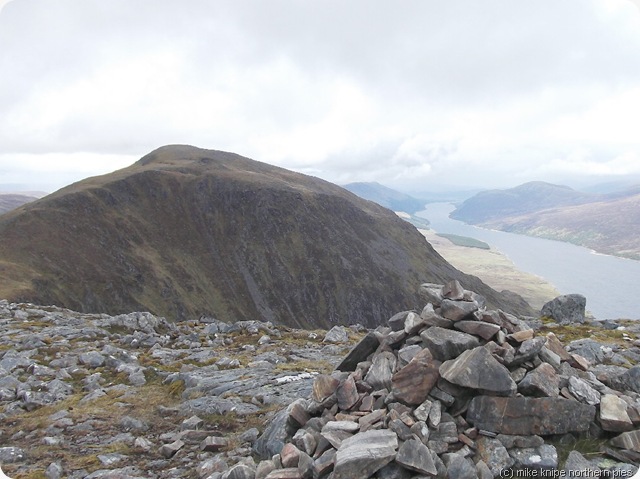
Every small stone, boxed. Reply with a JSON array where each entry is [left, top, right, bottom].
[[420, 327, 481, 361], [45, 462, 63, 479], [200, 436, 229, 452], [364, 351, 397, 390], [611, 429, 640, 452], [454, 320, 501, 341], [159, 439, 184, 458], [440, 299, 478, 321], [336, 375, 360, 411], [507, 329, 534, 342], [280, 443, 302, 468]]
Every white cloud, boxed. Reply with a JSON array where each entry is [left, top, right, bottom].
[[1, 0, 640, 192]]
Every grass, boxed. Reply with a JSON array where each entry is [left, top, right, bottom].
[[436, 233, 490, 250]]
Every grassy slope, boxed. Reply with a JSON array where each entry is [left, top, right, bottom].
[[0, 145, 531, 328]]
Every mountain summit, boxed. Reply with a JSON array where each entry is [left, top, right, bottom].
[[0, 145, 528, 327]]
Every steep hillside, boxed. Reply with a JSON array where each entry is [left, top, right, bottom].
[[483, 192, 640, 260], [343, 182, 427, 214], [451, 181, 596, 224], [0, 145, 530, 328], [0, 193, 39, 215]]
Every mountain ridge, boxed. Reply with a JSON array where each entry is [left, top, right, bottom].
[[0, 145, 530, 328]]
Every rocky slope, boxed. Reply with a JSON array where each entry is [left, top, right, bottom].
[[0, 145, 529, 328], [1, 281, 640, 478]]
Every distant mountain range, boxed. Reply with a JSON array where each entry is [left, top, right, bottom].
[[0, 145, 529, 328], [342, 182, 428, 214], [0, 193, 39, 215], [451, 181, 640, 260]]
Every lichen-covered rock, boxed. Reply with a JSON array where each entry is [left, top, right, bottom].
[[541, 294, 586, 324]]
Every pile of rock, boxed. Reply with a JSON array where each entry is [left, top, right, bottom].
[[249, 281, 640, 479]]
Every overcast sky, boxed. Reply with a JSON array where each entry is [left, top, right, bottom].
[[1, 0, 640, 193]]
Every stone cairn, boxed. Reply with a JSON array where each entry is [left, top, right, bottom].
[[248, 280, 640, 479]]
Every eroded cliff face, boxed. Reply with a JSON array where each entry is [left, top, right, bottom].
[[0, 145, 530, 327]]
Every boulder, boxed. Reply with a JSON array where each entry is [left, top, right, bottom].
[[335, 331, 379, 372], [611, 429, 640, 453], [541, 294, 586, 324], [600, 394, 634, 432], [332, 429, 398, 479], [440, 299, 478, 322], [467, 396, 596, 435], [364, 351, 397, 391], [420, 327, 481, 361], [391, 348, 441, 405], [323, 326, 349, 343], [395, 438, 438, 476], [439, 346, 516, 396], [517, 363, 559, 398]]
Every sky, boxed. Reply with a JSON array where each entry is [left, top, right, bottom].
[[1, 0, 640, 194]]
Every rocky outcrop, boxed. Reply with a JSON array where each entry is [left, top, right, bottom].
[[3, 279, 640, 478], [250, 280, 640, 478], [541, 294, 587, 324]]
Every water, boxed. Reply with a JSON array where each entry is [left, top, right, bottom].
[[417, 203, 640, 320]]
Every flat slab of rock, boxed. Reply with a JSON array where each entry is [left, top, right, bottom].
[[440, 299, 478, 321], [391, 348, 441, 405], [611, 429, 640, 453], [420, 327, 480, 361], [335, 332, 379, 372], [332, 429, 398, 479], [439, 346, 516, 396], [454, 320, 501, 340], [467, 396, 596, 435], [600, 394, 634, 432]]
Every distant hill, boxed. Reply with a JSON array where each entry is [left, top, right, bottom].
[[0, 145, 530, 328], [450, 181, 596, 224], [451, 181, 640, 260], [0, 193, 39, 215], [343, 182, 427, 214], [482, 191, 640, 260]]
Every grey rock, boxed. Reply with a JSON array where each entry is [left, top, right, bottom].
[[440, 299, 478, 321], [226, 463, 256, 479], [518, 363, 559, 397], [420, 327, 481, 361], [442, 279, 465, 300], [388, 311, 412, 332], [568, 376, 601, 406], [609, 365, 640, 394], [364, 351, 396, 391], [600, 394, 634, 432], [509, 444, 558, 470], [395, 438, 438, 476], [420, 282, 444, 307], [0, 446, 26, 463], [541, 294, 586, 324], [45, 462, 64, 479], [323, 325, 349, 344], [454, 320, 501, 340], [563, 450, 600, 475], [610, 429, 640, 452], [332, 429, 398, 479], [439, 346, 516, 396], [445, 454, 478, 479], [78, 351, 106, 368], [335, 331, 379, 372], [476, 436, 514, 478], [159, 439, 184, 458]]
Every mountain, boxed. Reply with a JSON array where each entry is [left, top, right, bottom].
[[0, 145, 530, 328], [450, 181, 596, 224], [482, 191, 640, 260], [451, 181, 640, 260], [342, 182, 427, 214], [0, 193, 39, 215]]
